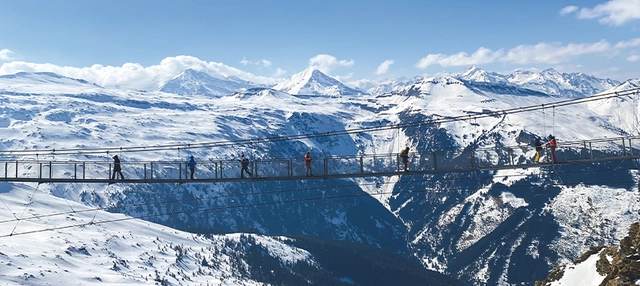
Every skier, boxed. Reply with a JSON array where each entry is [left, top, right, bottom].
[[187, 156, 196, 180], [111, 155, 124, 180], [240, 154, 252, 178], [304, 152, 313, 176], [533, 137, 543, 163], [400, 147, 410, 171]]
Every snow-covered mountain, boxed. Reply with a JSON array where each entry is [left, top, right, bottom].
[[368, 66, 620, 98], [456, 66, 509, 84], [1, 70, 639, 285], [273, 67, 365, 96], [159, 68, 259, 96], [507, 68, 620, 98]]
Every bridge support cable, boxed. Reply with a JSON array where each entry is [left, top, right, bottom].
[[10, 184, 40, 236], [51, 183, 76, 213]]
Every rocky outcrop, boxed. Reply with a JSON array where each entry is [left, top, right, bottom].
[[536, 222, 640, 286]]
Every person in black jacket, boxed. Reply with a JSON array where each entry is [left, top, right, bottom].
[[240, 154, 252, 178], [111, 155, 124, 180]]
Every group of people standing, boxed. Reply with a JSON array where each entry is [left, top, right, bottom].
[[534, 134, 558, 163]]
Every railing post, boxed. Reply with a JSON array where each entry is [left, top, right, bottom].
[[39, 162, 42, 180], [324, 157, 328, 177], [49, 161, 52, 179], [74, 163, 77, 180], [219, 161, 223, 178], [583, 141, 588, 159], [589, 142, 593, 160], [432, 152, 437, 171], [508, 149, 513, 165], [360, 155, 364, 174], [108, 163, 112, 180], [15, 161, 18, 178], [5, 162, 7, 178], [622, 138, 627, 157], [144, 164, 147, 180], [255, 159, 259, 178], [150, 163, 154, 179], [82, 162, 85, 180]]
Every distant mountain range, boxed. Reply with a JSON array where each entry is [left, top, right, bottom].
[[152, 65, 622, 99]]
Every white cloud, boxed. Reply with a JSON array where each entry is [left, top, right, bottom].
[[0, 55, 280, 89], [502, 40, 611, 64], [614, 37, 640, 48], [0, 49, 16, 61], [415, 47, 503, 69], [375, 60, 394, 75], [272, 67, 286, 77], [240, 57, 272, 68], [259, 59, 272, 68], [574, 0, 640, 26], [415, 40, 621, 69], [308, 54, 354, 74], [628, 54, 640, 62], [560, 5, 579, 15]]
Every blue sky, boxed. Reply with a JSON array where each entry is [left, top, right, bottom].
[[0, 0, 639, 88]]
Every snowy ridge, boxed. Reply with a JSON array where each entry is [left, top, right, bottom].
[[371, 66, 620, 98]]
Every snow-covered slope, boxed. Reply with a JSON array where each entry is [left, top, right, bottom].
[[273, 67, 364, 96], [0, 183, 314, 285]]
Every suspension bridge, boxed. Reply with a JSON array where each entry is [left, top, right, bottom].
[[0, 135, 638, 184]]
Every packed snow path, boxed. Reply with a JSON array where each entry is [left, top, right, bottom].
[[1, 136, 638, 184]]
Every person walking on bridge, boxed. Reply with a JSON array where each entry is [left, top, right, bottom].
[[111, 155, 124, 180], [240, 154, 252, 178], [400, 147, 410, 171], [546, 135, 558, 163], [187, 156, 196, 180], [304, 152, 313, 176]]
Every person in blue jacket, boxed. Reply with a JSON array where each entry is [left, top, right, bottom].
[[187, 156, 196, 180]]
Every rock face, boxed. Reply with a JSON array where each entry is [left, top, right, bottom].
[[537, 222, 640, 286]]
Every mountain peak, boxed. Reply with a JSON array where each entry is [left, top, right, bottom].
[[159, 68, 257, 96], [273, 67, 364, 96], [456, 66, 507, 83]]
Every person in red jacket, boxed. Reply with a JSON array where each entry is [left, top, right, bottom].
[[304, 152, 313, 176], [546, 135, 557, 163]]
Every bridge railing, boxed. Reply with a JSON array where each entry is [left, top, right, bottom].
[[1, 136, 639, 182]]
